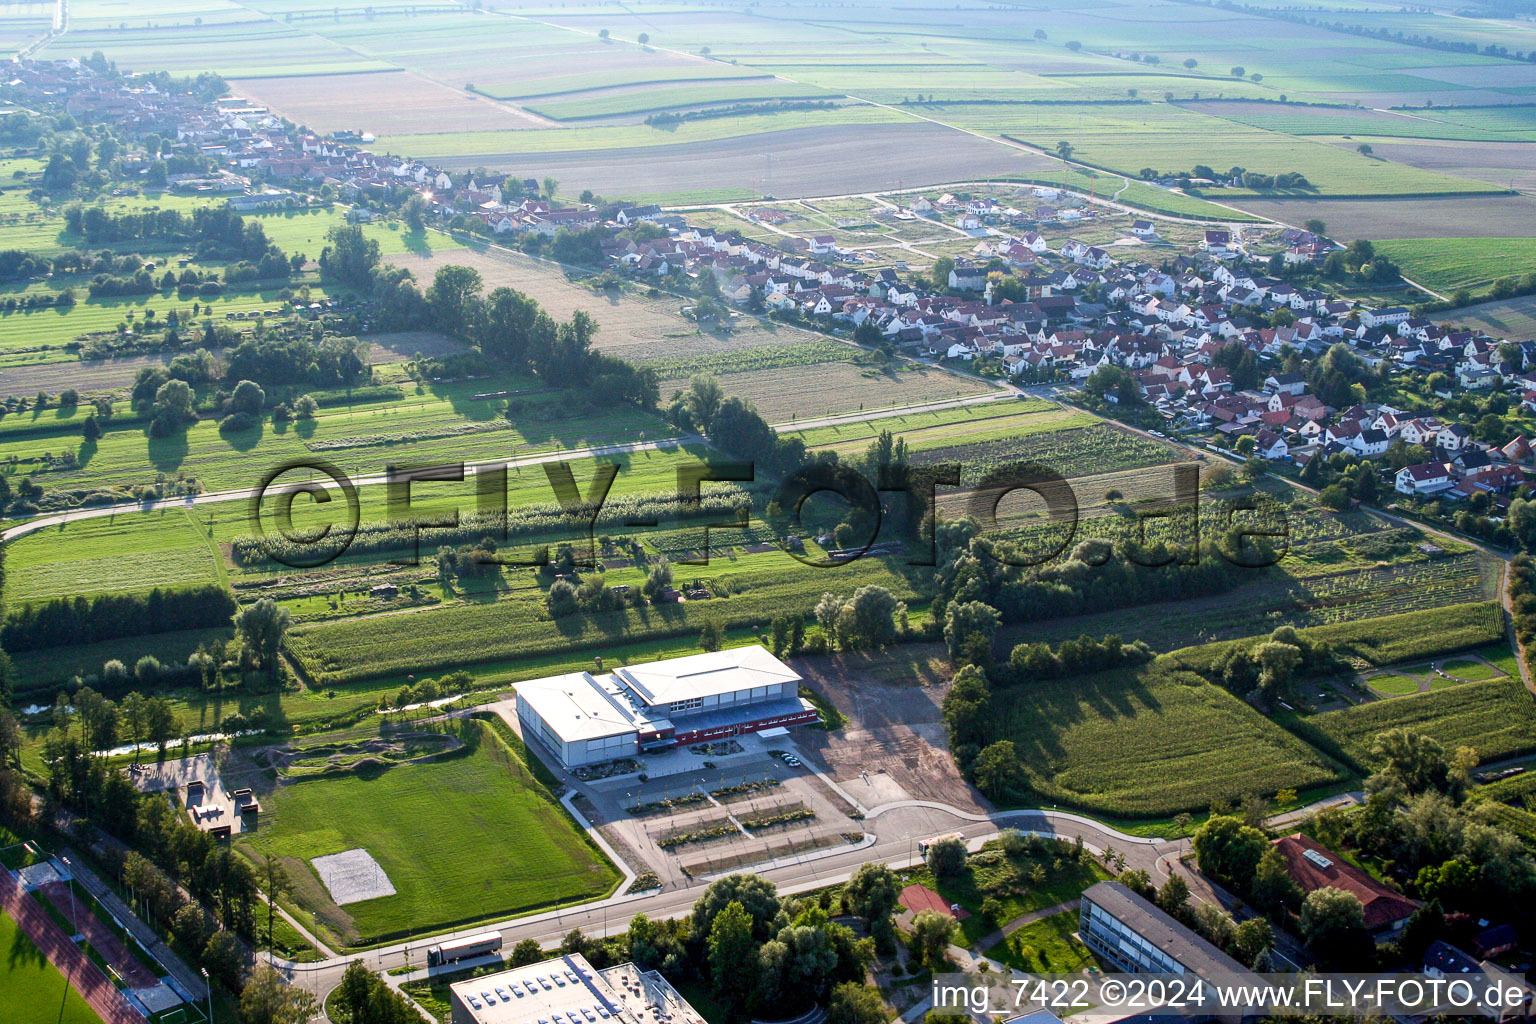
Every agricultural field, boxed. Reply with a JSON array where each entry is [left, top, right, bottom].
[[0, 372, 671, 501], [661, 361, 999, 424], [235, 719, 619, 948], [230, 71, 550, 136], [1449, 293, 1536, 340], [1293, 678, 1536, 770], [992, 665, 1346, 817], [1218, 194, 1536, 241], [1373, 237, 1536, 296], [283, 543, 922, 686], [525, 82, 838, 122], [0, 911, 105, 1024], [27, 0, 1532, 209]]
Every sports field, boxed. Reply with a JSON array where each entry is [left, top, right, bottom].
[[0, 911, 105, 1024], [236, 720, 619, 948]]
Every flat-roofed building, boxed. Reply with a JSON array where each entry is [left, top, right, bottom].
[[447, 953, 706, 1024], [514, 646, 818, 767], [1079, 882, 1257, 983]]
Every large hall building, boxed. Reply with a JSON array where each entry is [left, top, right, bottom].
[[513, 646, 818, 767]]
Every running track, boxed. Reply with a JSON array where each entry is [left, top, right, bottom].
[[0, 868, 146, 1024]]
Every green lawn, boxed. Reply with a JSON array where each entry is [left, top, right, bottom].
[[236, 720, 619, 948], [983, 909, 1098, 974], [1365, 672, 1422, 696], [1440, 658, 1503, 682], [0, 910, 106, 1024]]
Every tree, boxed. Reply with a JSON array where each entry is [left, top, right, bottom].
[[320, 225, 382, 288], [240, 964, 319, 1024], [1156, 873, 1191, 915], [1232, 917, 1274, 967], [637, 32, 649, 44], [844, 863, 900, 936], [509, 938, 543, 966], [826, 982, 890, 1024], [943, 601, 999, 663], [1192, 815, 1269, 889], [261, 854, 291, 951], [425, 265, 484, 337], [1369, 729, 1452, 796], [940, 664, 991, 753], [1304, 218, 1327, 235], [910, 909, 958, 968], [598, 28, 610, 40], [693, 874, 781, 939], [972, 740, 1024, 799], [82, 415, 102, 442], [402, 193, 427, 232], [1252, 845, 1301, 912], [1299, 887, 1370, 967], [1254, 640, 1302, 695], [1183, 58, 1198, 69], [845, 585, 898, 647], [542, 176, 559, 200], [202, 930, 244, 989], [231, 379, 265, 416], [234, 597, 291, 676], [682, 374, 726, 430], [930, 256, 955, 291], [698, 619, 723, 652], [1357, 143, 1373, 156], [924, 836, 968, 878], [1055, 140, 1074, 162], [1230, 66, 1245, 77], [707, 901, 760, 1014]]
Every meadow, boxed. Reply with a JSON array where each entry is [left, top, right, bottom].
[[236, 719, 619, 948], [0, 911, 105, 1024], [993, 666, 1346, 817]]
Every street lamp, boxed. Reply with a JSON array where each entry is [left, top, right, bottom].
[[200, 967, 213, 1024]]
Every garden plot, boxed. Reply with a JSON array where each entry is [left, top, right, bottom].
[[311, 849, 396, 906]]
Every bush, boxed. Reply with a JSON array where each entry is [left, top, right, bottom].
[[218, 411, 257, 434]]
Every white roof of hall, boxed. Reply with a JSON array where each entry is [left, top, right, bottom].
[[514, 671, 641, 743], [613, 645, 800, 707]]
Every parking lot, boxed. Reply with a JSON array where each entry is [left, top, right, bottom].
[[479, 698, 869, 884]]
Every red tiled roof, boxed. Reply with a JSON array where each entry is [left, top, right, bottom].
[[1271, 834, 1419, 930]]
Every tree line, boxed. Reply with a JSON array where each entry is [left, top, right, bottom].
[[2, 584, 238, 652]]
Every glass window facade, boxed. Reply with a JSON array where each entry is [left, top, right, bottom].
[[1079, 898, 1189, 975]]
